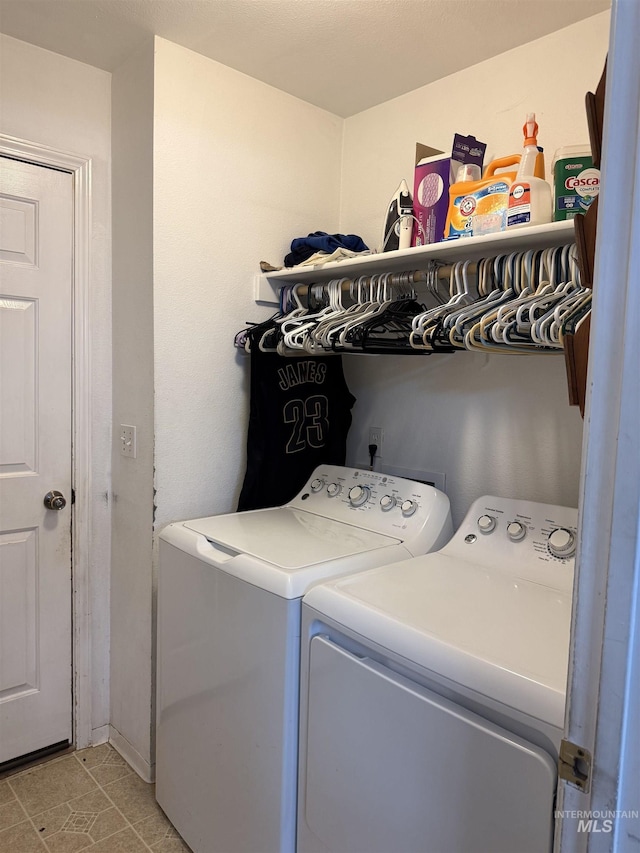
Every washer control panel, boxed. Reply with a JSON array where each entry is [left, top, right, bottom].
[[448, 494, 578, 592], [289, 465, 452, 551]]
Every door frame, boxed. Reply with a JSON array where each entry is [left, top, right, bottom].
[[0, 133, 93, 751], [557, 0, 640, 848]]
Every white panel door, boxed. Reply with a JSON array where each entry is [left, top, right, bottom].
[[0, 157, 73, 764]]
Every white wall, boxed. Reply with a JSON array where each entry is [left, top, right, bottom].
[[102, 36, 345, 774], [0, 34, 112, 742], [152, 37, 344, 528], [110, 39, 156, 778], [340, 12, 610, 524]]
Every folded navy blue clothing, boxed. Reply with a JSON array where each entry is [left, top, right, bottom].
[[284, 231, 369, 267]]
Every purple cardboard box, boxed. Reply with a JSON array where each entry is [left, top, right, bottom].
[[412, 136, 486, 245], [412, 148, 454, 246]]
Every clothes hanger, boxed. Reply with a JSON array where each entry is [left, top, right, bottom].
[[410, 262, 471, 350], [327, 270, 421, 352], [419, 252, 513, 352], [320, 276, 380, 350], [348, 297, 436, 354], [300, 278, 352, 353], [448, 259, 513, 348], [308, 277, 362, 349], [422, 260, 478, 349], [502, 279, 576, 347], [462, 251, 541, 353], [338, 274, 400, 349], [410, 265, 455, 337], [559, 294, 593, 344], [529, 282, 585, 347], [486, 250, 552, 345], [548, 289, 591, 345], [470, 252, 523, 347], [506, 246, 582, 347], [233, 283, 298, 352], [280, 279, 345, 350]]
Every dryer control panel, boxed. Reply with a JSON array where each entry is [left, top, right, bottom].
[[444, 495, 578, 593], [288, 465, 453, 556]]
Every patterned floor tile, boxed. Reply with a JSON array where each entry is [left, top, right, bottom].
[[72, 746, 113, 772], [150, 839, 191, 852], [8, 757, 98, 818], [44, 806, 128, 852], [30, 785, 131, 852], [84, 807, 128, 844], [101, 774, 162, 826], [82, 826, 149, 852], [0, 818, 47, 852], [0, 797, 27, 832], [34, 789, 112, 838], [131, 811, 177, 847], [1, 746, 192, 852], [75, 746, 132, 787], [0, 782, 15, 807], [42, 826, 93, 853]]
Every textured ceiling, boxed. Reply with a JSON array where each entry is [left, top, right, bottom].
[[0, 0, 611, 116]]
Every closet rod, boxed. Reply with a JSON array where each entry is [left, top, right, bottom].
[[293, 261, 479, 295]]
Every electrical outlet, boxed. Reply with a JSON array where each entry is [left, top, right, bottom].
[[119, 424, 137, 458], [368, 426, 384, 456]]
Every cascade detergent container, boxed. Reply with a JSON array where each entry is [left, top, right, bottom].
[[551, 145, 599, 220]]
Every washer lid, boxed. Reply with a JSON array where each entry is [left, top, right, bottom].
[[184, 507, 400, 570], [304, 553, 572, 729]]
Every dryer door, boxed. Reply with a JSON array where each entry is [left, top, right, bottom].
[[298, 636, 556, 853]]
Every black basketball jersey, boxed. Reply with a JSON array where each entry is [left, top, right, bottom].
[[237, 350, 356, 511]]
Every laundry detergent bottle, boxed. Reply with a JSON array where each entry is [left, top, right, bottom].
[[506, 113, 552, 229], [443, 156, 519, 239]]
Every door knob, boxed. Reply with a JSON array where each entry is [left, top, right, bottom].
[[44, 490, 66, 511]]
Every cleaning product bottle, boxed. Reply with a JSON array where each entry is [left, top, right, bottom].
[[551, 145, 599, 220], [444, 156, 519, 239], [506, 113, 552, 229]]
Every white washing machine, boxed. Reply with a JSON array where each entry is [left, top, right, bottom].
[[298, 494, 578, 853], [156, 465, 452, 853]]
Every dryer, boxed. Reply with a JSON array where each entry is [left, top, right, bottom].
[[156, 465, 452, 853], [298, 494, 578, 853]]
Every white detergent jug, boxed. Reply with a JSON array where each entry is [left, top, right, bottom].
[[506, 113, 553, 230]]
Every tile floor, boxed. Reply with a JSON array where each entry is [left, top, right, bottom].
[[0, 744, 191, 852]]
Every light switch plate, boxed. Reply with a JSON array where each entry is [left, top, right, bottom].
[[120, 424, 137, 458]]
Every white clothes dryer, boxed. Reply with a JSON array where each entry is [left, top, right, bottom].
[[298, 494, 578, 853], [155, 465, 452, 853]]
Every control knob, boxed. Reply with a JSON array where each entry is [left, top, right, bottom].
[[326, 482, 342, 498], [380, 494, 396, 512], [506, 521, 526, 542], [548, 528, 576, 559], [401, 499, 418, 518], [477, 514, 496, 534], [310, 478, 324, 492], [348, 484, 371, 507]]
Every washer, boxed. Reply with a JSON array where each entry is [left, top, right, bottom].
[[156, 465, 452, 853], [298, 494, 578, 853]]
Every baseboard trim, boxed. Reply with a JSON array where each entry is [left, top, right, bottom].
[[109, 725, 155, 782], [90, 725, 109, 746]]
